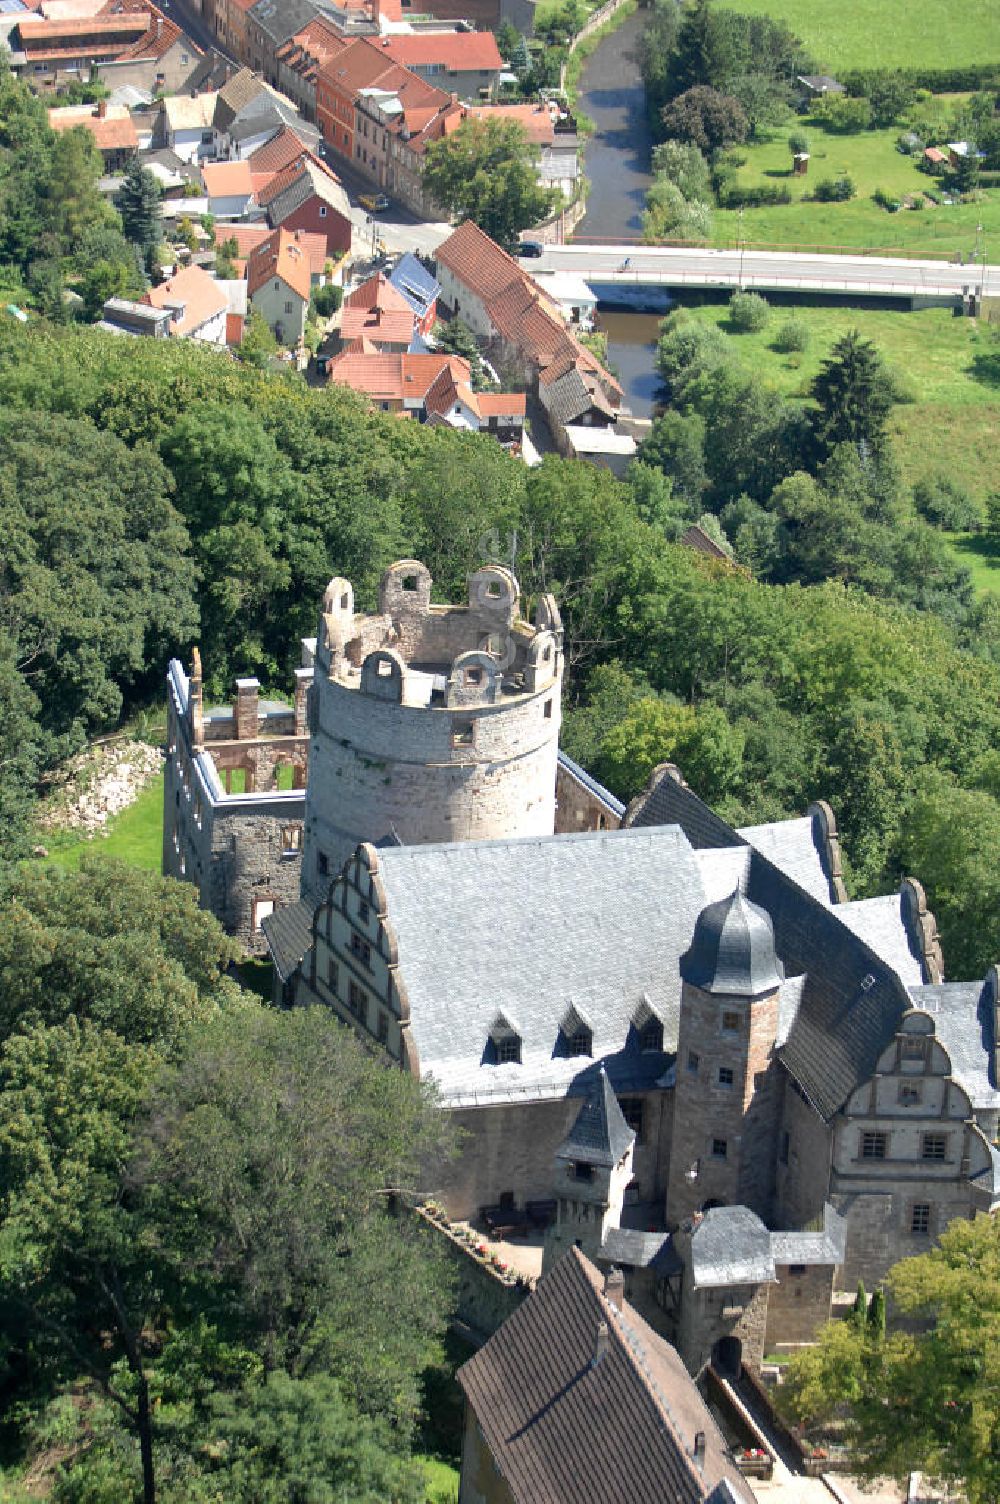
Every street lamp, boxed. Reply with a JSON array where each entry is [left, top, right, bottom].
[[738, 207, 745, 291]]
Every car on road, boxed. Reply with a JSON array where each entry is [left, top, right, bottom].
[[516, 240, 545, 258], [359, 193, 390, 213]]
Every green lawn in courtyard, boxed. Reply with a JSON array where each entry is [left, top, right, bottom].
[[40, 771, 165, 872], [718, 0, 1000, 73], [711, 115, 1000, 254]]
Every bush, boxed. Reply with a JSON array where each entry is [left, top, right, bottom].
[[729, 290, 770, 332], [842, 64, 1000, 96], [913, 476, 985, 531], [887, 368, 918, 403], [773, 317, 810, 353], [788, 130, 809, 157], [815, 94, 872, 134], [873, 186, 902, 212], [719, 182, 792, 208], [814, 175, 855, 202], [312, 284, 342, 317]]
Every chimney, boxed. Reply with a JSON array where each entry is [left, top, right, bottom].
[[693, 1432, 706, 1471], [155, 13, 162, 35], [97, 98, 108, 117], [233, 676, 260, 740], [592, 1321, 610, 1368], [294, 666, 313, 735], [603, 1267, 624, 1311]]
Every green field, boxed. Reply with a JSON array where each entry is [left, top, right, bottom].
[[720, 0, 1000, 72], [677, 298, 1000, 501], [713, 115, 1000, 253], [945, 531, 1000, 593], [40, 771, 164, 872]]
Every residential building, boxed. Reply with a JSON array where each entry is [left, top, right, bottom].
[[213, 219, 271, 274], [10, 3, 198, 92], [213, 73, 322, 159], [245, 0, 318, 84], [456, 1246, 755, 1504], [340, 271, 419, 350], [326, 348, 525, 440], [158, 90, 218, 162], [272, 14, 349, 121], [388, 251, 440, 334], [256, 151, 353, 256], [47, 99, 138, 169], [98, 297, 173, 336], [201, 157, 255, 215], [246, 223, 313, 342], [144, 262, 229, 343], [375, 30, 502, 102]]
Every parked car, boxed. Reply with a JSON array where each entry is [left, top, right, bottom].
[[359, 193, 390, 213], [516, 239, 545, 258]]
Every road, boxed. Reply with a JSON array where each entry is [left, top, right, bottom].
[[536, 243, 1000, 301]]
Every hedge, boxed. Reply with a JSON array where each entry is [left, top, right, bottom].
[[840, 65, 1000, 95]]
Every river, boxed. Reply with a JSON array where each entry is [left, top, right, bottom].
[[574, 7, 667, 416]]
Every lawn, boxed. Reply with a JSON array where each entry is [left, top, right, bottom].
[[40, 772, 165, 872], [712, 115, 1000, 254], [718, 0, 1000, 73], [675, 297, 1000, 500], [945, 530, 1000, 594]]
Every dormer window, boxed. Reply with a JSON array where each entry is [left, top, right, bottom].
[[559, 1003, 593, 1058], [497, 1034, 521, 1064], [639, 1019, 663, 1053], [565, 1027, 592, 1057]]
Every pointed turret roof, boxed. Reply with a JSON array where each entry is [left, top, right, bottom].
[[556, 1066, 635, 1169]]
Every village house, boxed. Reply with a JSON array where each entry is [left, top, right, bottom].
[[47, 98, 138, 170], [463, 99, 581, 201], [388, 251, 440, 334], [211, 67, 322, 159], [457, 1245, 755, 1504], [246, 223, 313, 342], [256, 150, 353, 257], [272, 14, 350, 121], [212, 219, 271, 275], [339, 271, 421, 351], [142, 263, 229, 343], [158, 90, 218, 163], [325, 350, 524, 442], [201, 157, 255, 216], [374, 29, 503, 102], [245, 0, 319, 85], [7, 1, 198, 91]]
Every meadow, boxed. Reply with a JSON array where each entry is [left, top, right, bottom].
[[41, 771, 165, 872], [675, 296, 1000, 504], [719, 0, 1000, 73], [713, 114, 1000, 254]]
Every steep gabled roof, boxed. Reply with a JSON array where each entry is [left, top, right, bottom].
[[246, 225, 311, 300], [435, 218, 525, 303], [457, 1247, 754, 1504], [376, 30, 502, 72], [145, 263, 227, 336], [213, 65, 267, 130]]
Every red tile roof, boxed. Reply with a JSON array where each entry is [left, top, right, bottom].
[[477, 392, 526, 417], [202, 159, 254, 197], [145, 263, 228, 337], [345, 271, 412, 314], [48, 105, 138, 151], [246, 126, 309, 178], [435, 218, 527, 303], [462, 100, 558, 145], [246, 225, 312, 302], [376, 31, 502, 72], [214, 222, 272, 256]]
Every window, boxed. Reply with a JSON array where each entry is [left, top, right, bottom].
[[898, 1080, 922, 1106], [921, 1133, 948, 1161], [377, 1011, 389, 1045], [281, 824, 302, 856], [319, 204, 327, 217], [754, 1070, 767, 1091], [274, 279, 280, 291], [466, 667, 483, 685], [452, 719, 474, 747], [901, 1036, 927, 1061], [284, 301, 294, 315], [687, 1050, 700, 1075], [861, 1131, 888, 1160], [619, 1097, 643, 1143], [572, 1161, 593, 1182], [348, 979, 366, 1017], [496, 1035, 521, 1064], [639, 1019, 663, 1053], [317, 851, 330, 878], [358, 899, 370, 924], [718, 1067, 734, 1087], [779, 1130, 790, 1166], [911, 1203, 931, 1235], [350, 932, 371, 968], [722, 1010, 741, 1032], [711, 1138, 728, 1160], [544, 699, 553, 719], [565, 1027, 592, 1057], [202, 129, 214, 143], [327, 958, 338, 994], [252, 897, 274, 932]]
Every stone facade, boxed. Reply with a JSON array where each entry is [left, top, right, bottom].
[[301, 560, 563, 898], [764, 1262, 838, 1350], [163, 650, 312, 954]]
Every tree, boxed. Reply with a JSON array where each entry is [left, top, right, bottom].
[[594, 695, 745, 802], [728, 290, 770, 332], [811, 330, 895, 458], [780, 1213, 1000, 1504], [650, 139, 712, 201], [642, 177, 712, 241], [115, 158, 163, 274], [494, 19, 519, 57], [134, 1007, 456, 1437], [423, 118, 558, 247], [431, 317, 491, 389], [0, 629, 45, 859], [238, 305, 278, 367], [867, 1287, 886, 1344], [660, 86, 748, 155], [0, 409, 198, 741], [851, 1279, 867, 1330]]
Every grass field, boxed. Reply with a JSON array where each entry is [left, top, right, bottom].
[[676, 297, 1000, 500], [712, 114, 1000, 253], [945, 530, 1000, 593], [720, 0, 1000, 73], [40, 772, 165, 872]]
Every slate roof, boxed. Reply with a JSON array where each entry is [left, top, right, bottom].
[[680, 889, 785, 998], [689, 1207, 776, 1289], [556, 1066, 635, 1168], [837, 894, 924, 986], [247, 0, 318, 47], [736, 815, 835, 905], [457, 1246, 754, 1504], [261, 896, 314, 981], [213, 65, 266, 130], [770, 1205, 846, 1268], [907, 982, 1000, 1110], [600, 1227, 679, 1273]]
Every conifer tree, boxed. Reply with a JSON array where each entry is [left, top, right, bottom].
[[115, 158, 163, 274], [851, 1278, 867, 1329], [868, 1287, 886, 1344]]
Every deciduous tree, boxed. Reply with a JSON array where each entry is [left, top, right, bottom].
[[423, 117, 558, 246]]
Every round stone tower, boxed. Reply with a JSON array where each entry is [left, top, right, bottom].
[[301, 559, 564, 896], [666, 889, 785, 1228]]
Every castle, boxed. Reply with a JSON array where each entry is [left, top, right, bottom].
[[164, 560, 1000, 1375]]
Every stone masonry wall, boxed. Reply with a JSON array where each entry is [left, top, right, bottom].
[[435, 1097, 581, 1222], [417, 1208, 530, 1342], [764, 1264, 835, 1349], [554, 759, 622, 834], [774, 1075, 833, 1234]]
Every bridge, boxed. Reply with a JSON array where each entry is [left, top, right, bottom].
[[537, 242, 1000, 306]]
